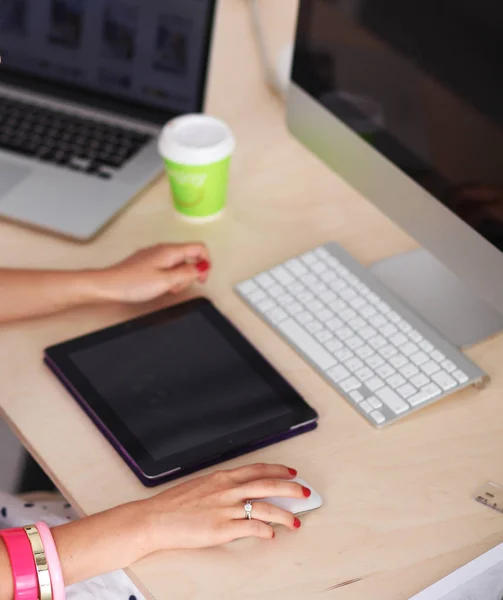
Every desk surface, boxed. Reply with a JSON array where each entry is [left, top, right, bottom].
[[1, 2, 503, 599]]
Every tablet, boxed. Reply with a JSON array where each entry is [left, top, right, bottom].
[[45, 298, 318, 486]]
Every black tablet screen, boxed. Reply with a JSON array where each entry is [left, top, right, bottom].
[[69, 311, 291, 461]]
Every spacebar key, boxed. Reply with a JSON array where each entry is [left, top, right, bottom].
[[278, 319, 337, 371]]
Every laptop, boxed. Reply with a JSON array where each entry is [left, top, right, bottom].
[[0, 0, 217, 240]]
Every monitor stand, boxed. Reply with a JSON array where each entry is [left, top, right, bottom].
[[370, 249, 503, 349]]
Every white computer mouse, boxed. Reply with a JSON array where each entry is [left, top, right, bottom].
[[257, 477, 323, 515]]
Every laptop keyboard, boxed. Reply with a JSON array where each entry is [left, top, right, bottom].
[[0, 94, 152, 179]]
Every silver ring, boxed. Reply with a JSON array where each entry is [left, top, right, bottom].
[[244, 500, 253, 520]]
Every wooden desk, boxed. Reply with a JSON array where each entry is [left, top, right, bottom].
[[1, 2, 503, 598]]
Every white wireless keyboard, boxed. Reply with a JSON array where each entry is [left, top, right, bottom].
[[235, 243, 488, 428]]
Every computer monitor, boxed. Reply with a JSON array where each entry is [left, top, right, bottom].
[[287, 0, 503, 347]]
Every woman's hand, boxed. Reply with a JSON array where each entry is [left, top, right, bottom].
[[143, 463, 308, 552], [94, 242, 211, 304]]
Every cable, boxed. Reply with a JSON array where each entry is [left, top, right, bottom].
[[248, 0, 288, 97]]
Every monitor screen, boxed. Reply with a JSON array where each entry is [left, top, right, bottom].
[[292, 0, 503, 252], [0, 0, 215, 119]]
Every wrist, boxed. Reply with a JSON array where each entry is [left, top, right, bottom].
[[70, 269, 115, 306]]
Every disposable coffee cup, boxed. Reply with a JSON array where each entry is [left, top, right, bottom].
[[158, 114, 236, 222]]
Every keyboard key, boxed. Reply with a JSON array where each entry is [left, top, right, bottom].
[[360, 305, 378, 319], [390, 354, 408, 369], [285, 259, 307, 276], [320, 270, 337, 283], [310, 283, 328, 295], [421, 383, 442, 399], [359, 327, 377, 340], [277, 293, 294, 306], [360, 401, 373, 414], [315, 246, 330, 258], [266, 308, 288, 324], [327, 365, 350, 383], [355, 345, 374, 359], [348, 317, 366, 330], [379, 345, 398, 359], [315, 330, 333, 344], [368, 396, 383, 410], [350, 391, 364, 403], [278, 319, 337, 370], [256, 273, 275, 288], [390, 333, 408, 347], [327, 318, 344, 332], [340, 289, 357, 302], [376, 387, 409, 414], [408, 392, 431, 407], [316, 309, 334, 322], [301, 252, 317, 265], [409, 330, 423, 343], [441, 360, 457, 373], [401, 342, 419, 356], [310, 300, 325, 312], [328, 299, 347, 312], [340, 377, 362, 392], [366, 355, 385, 369], [431, 350, 446, 362], [376, 364, 395, 379], [312, 262, 326, 274], [320, 291, 336, 303], [355, 367, 374, 382], [339, 309, 357, 322], [298, 291, 314, 304], [397, 384, 416, 399], [398, 322, 413, 333], [370, 315, 387, 328], [300, 273, 317, 285], [410, 373, 430, 388], [399, 363, 419, 378], [386, 374, 406, 389], [268, 284, 284, 298], [431, 371, 457, 391], [366, 377, 385, 392], [380, 324, 398, 337], [349, 297, 366, 310], [377, 302, 391, 314], [333, 348, 354, 362], [238, 280, 258, 295], [257, 299, 276, 313], [325, 339, 343, 353], [453, 370, 469, 384], [287, 282, 305, 295], [306, 321, 323, 334], [286, 302, 303, 316], [271, 266, 294, 286], [410, 352, 429, 366], [330, 280, 348, 293], [421, 361, 440, 376], [346, 336, 364, 350], [387, 311, 402, 324], [369, 335, 387, 349], [419, 340, 434, 352], [296, 311, 314, 325], [370, 410, 386, 424], [345, 357, 364, 372], [335, 328, 354, 341]]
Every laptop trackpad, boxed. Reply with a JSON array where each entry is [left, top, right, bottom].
[[0, 161, 32, 198]]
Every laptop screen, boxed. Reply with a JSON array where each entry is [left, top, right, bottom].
[[0, 0, 216, 122]]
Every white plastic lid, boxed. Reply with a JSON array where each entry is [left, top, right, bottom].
[[158, 114, 236, 166]]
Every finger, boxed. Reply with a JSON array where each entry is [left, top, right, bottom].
[[164, 263, 201, 291], [223, 519, 275, 542], [226, 464, 297, 485], [152, 243, 210, 269], [231, 501, 299, 530], [228, 479, 308, 503]]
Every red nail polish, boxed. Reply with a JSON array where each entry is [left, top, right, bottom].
[[288, 468, 297, 476], [271, 531, 275, 539], [196, 260, 210, 273], [294, 518, 301, 529], [302, 486, 311, 498]]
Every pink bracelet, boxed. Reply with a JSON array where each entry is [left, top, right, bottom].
[[36, 522, 65, 600], [0, 528, 38, 600]]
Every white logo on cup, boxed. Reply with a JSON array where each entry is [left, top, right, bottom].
[[169, 170, 207, 187]]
